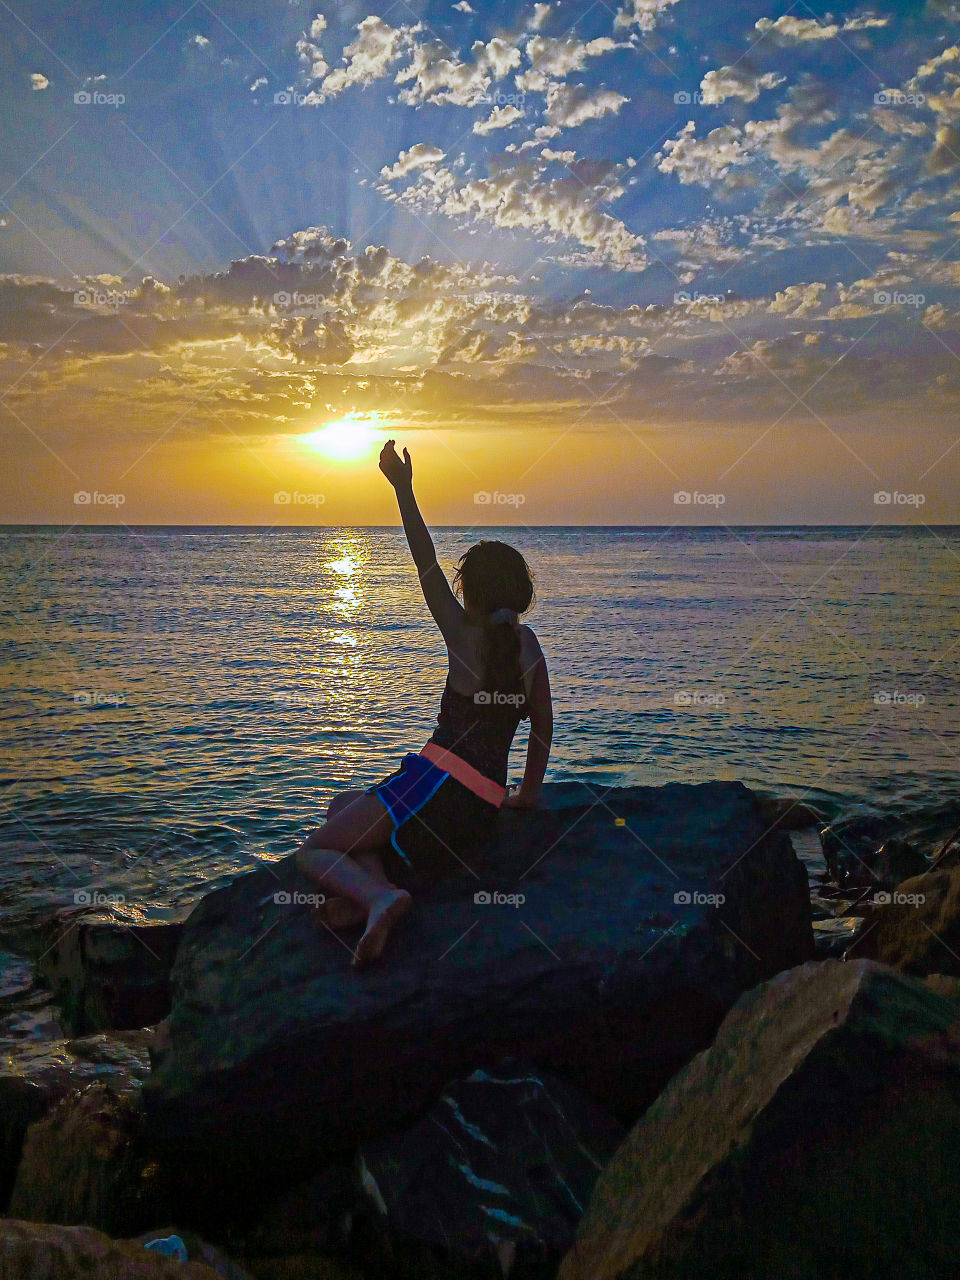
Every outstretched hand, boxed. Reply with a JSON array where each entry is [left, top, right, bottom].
[[379, 439, 412, 489]]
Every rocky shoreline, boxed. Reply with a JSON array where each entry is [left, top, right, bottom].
[[1, 780, 958, 1278]]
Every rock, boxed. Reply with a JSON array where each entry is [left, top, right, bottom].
[[8, 1083, 168, 1236], [38, 910, 182, 1035], [243, 1261, 365, 1280], [820, 816, 927, 890], [847, 864, 960, 975], [145, 781, 813, 1203], [929, 821, 960, 872], [356, 1065, 624, 1279], [129, 1227, 255, 1278], [926, 974, 960, 1001], [239, 1160, 359, 1264], [0, 1028, 151, 1207], [559, 960, 960, 1280], [755, 794, 825, 830], [0, 1218, 228, 1278]]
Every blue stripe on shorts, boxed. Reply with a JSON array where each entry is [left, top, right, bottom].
[[369, 752, 450, 865]]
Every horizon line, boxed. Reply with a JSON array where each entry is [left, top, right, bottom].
[[1, 522, 958, 531]]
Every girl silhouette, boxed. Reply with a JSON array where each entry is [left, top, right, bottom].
[[296, 440, 553, 966]]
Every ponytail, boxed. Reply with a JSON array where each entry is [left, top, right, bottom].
[[482, 614, 526, 708]]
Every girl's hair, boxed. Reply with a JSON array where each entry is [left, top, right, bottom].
[[453, 540, 535, 700]]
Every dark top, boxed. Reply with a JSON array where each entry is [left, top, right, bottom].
[[429, 676, 529, 787]]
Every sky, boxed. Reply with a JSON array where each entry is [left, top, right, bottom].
[[2, 0, 960, 524]]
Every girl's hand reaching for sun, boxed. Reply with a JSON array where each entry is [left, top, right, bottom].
[[379, 439, 412, 490]]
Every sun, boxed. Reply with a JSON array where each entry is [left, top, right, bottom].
[[298, 412, 381, 461]]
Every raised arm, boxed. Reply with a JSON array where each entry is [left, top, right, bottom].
[[379, 440, 466, 641]]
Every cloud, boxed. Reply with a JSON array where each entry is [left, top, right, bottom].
[[323, 16, 421, 96], [396, 35, 521, 107], [453, 1, 474, 11], [297, 13, 328, 82], [754, 14, 888, 42], [657, 121, 750, 184], [380, 143, 446, 180], [544, 83, 628, 127], [699, 65, 785, 104], [517, 35, 620, 92], [474, 105, 524, 134], [768, 281, 827, 317], [911, 45, 960, 83], [529, 3, 551, 30], [614, 0, 682, 32], [30, 72, 49, 91], [384, 154, 646, 270]]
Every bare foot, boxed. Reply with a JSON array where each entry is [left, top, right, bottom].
[[353, 888, 412, 968], [311, 897, 365, 931]]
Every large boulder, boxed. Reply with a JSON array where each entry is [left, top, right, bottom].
[[0, 1029, 151, 1207], [8, 1083, 167, 1236], [355, 1064, 624, 1279], [559, 959, 960, 1280], [144, 781, 811, 1201], [0, 1219, 231, 1279], [847, 863, 960, 974], [38, 910, 182, 1034]]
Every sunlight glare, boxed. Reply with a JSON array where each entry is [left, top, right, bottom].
[[299, 412, 380, 461]]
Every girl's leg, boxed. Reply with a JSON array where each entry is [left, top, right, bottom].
[[296, 792, 411, 967], [316, 790, 393, 928]]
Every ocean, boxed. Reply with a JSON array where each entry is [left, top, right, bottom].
[[1, 524, 958, 936]]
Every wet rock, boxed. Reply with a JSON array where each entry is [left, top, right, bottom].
[[0, 1218, 229, 1278], [0, 1028, 151, 1207], [145, 781, 813, 1203], [820, 816, 927, 890], [559, 960, 960, 1280], [38, 910, 182, 1034], [847, 864, 960, 975], [755, 794, 825, 830], [356, 1065, 624, 1280], [8, 1082, 168, 1236]]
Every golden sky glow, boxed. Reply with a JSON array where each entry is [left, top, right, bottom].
[[4, 2, 960, 522]]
